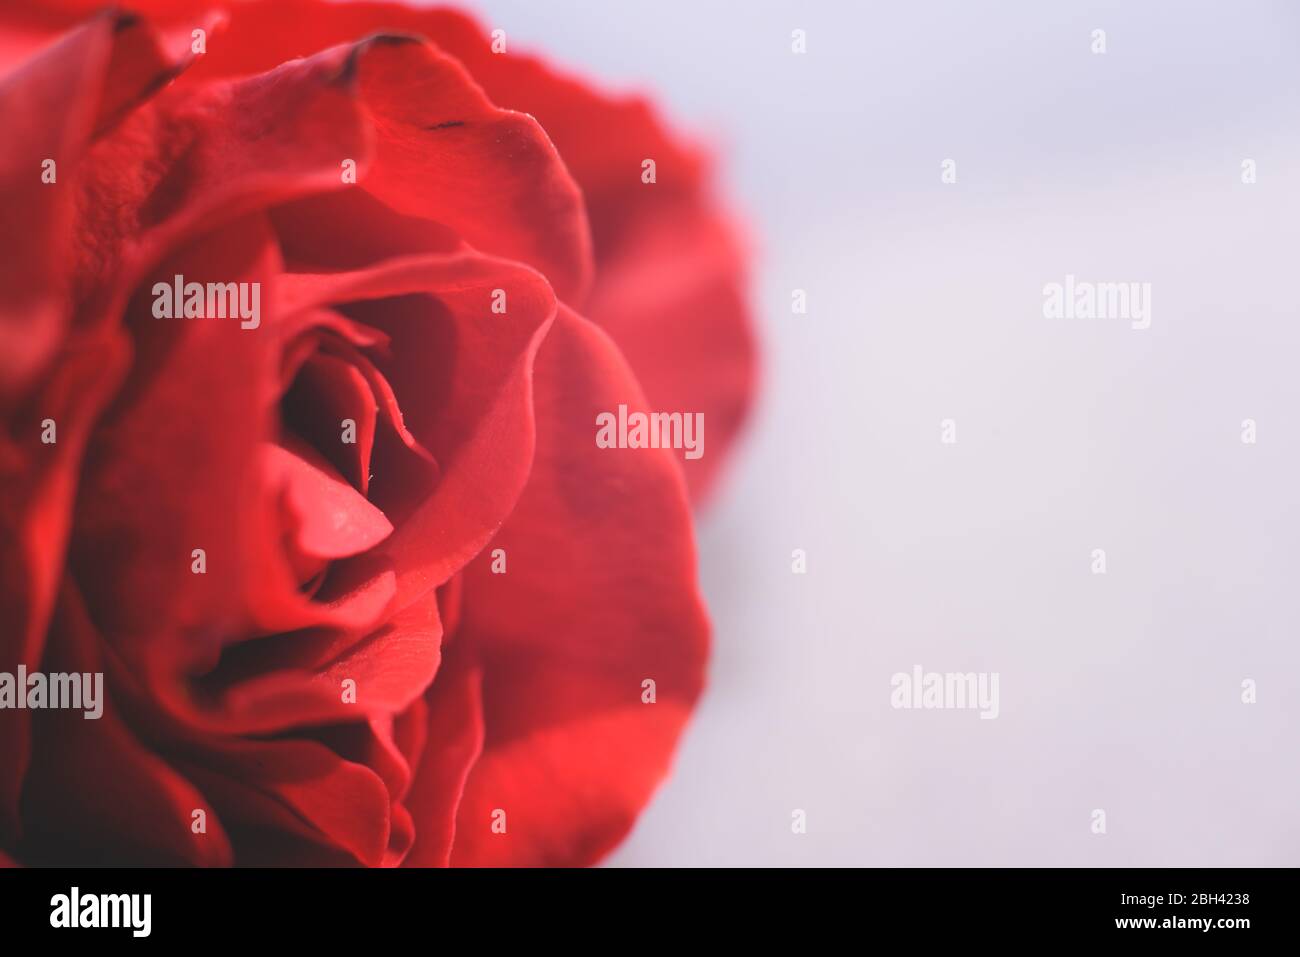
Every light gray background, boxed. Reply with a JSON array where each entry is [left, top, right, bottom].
[[464, 0, 1300, 865]]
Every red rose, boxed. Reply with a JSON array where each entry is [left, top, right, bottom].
[[0, 1, 755, 866]]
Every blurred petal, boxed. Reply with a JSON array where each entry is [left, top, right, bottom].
[[586, 204, 757, 501]]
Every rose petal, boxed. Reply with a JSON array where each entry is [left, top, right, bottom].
[[0, 10, 188, 394], [281, 349, 379, 495], [70, 37, 374, 319], [446, 308, 709, 866], [389, 8, 710, 252], [16, 583, 233, 866], [201, 581, 442, 732], [268, 434, 393, 564], [69, 214, 287, 682], [175, 735, 397, 867], [278, 251, 558, 607], [403, 646, 484, 867], [168, 1, 756, 501], [182, 23, 593, 302], [270, 180, 462, 273], [0, 332, 126, 841], [416, 12, 757, 501]]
